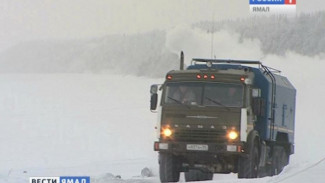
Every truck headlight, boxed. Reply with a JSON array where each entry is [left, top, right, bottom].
[[227, 130, 238, 140], [162, 127, 172, 137]]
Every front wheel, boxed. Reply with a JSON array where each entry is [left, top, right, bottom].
[[238, 141, 260, 178], [159, 153, 180, 182]]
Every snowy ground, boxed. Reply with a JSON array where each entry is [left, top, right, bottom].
[[0, 67, 324, 182], [0, 74, 160, 182]]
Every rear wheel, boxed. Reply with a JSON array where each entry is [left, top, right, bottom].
[[185, 169, 213, 182], [238, 141, 259, 178], [159, 153, 180, 182]]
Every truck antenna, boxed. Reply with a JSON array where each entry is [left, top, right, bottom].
[[180, 51, 184, 70], [210, 11, 215, 59]]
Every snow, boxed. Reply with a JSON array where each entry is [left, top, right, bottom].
[[0, 74, 160, 182], [0, 65, 324, 183]]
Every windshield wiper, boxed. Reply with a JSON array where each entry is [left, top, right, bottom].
[[205, 97, 230, 111], [167, 96, 191, 109]]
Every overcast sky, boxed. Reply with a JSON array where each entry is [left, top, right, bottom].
[[1, 0, 324, 52]]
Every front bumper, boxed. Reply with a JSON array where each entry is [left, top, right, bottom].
[[154, 141, 244, 155]]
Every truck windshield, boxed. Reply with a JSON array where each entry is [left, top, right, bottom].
[[164, 82, 243, 107]]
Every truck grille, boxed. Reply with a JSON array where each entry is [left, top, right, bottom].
[[173, 129, 227, 142]]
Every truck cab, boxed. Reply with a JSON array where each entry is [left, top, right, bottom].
[[150, 55, 296, 182]]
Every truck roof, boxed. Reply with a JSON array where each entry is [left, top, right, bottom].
[[187, 63, 295, 90]]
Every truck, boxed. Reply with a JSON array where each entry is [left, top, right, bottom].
[[150, 52, 296, 182]]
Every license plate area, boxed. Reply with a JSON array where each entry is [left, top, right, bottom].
[[186, 144, 208, 151]]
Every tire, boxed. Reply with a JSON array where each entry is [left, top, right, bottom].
[[205, 172, 213, 181], [185, 169, 213, 182], [159, 153, 180, 182], [238, 141, 260, 178], [271, 146, 289, 175]]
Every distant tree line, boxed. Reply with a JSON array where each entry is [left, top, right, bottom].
[[194, 11, 325, 56], [0, 12, 324, 76]]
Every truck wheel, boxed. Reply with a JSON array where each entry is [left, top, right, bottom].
[[159, 153, 180, 182], [238, 141, 259, 178], [185, 169, 213, 182], [271, 146, 288, 175], [204, 172, 213, 180]]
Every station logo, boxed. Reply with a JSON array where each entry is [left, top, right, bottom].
[[30, 176, 90, 183], [249, 0, 296, 15]]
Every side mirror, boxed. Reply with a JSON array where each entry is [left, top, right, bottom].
[[150, 93, 158, 111], [150, 85, 159, 111], [150, 85, 158, 94]]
